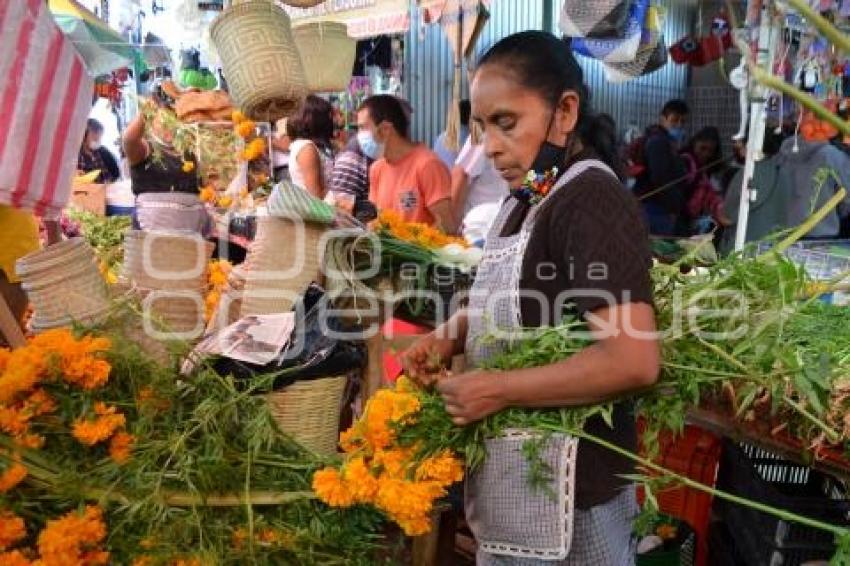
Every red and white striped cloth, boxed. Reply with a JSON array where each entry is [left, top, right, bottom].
[[0, 0, 93, 218]]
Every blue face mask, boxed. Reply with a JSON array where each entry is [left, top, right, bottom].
[[357, 131, 384, 160], [668, 127, 686, 144]]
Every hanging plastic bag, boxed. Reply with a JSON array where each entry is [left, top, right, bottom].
[[570, 0, 651, 64], [559, 0, 632, 40]]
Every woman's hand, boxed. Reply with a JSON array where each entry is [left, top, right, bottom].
[[401, 332, 457, 387], [437, 371, 508, 425]]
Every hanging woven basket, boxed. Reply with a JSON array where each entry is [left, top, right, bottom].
[[292, 21, 356, 93], [210, 1, 308, 121]]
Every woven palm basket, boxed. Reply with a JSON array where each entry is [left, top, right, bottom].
[[240, 216, 326, 317], [17, 239, 111, 330], [123, 231, 213, 290], [292, 22, 356, 93], [210, 1, 308, 121], [264, 375, 347, 456]]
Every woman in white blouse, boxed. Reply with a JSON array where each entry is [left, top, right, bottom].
[[286, 95, 335, 198]]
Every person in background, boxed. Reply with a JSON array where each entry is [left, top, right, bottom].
[[358, 95, 455, 232], [450, 132, 508, 245], [271, 118, 291, 183], [680, 127, 731, 234], [720, 137, 747, 195], [632, 99, 691, 236], [287, 95, 335, 199], [329, 134, 373, 214], [720, 130, 788, 254], [123, 106, 209, 234], [433, 100, 471, 170], [78, 119, 120, 183]]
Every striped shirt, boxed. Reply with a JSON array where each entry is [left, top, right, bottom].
[[329, 149, 370, 203]]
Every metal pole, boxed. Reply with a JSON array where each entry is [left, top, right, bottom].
[[734, 0, 779, 251]]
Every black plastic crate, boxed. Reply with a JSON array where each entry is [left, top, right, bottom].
[[715, 440, 850, 566]]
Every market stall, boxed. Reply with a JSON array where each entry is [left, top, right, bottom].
[[5, 0, 850, 564]]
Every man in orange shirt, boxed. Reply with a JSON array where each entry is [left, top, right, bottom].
[[358, 96, 456, 232]]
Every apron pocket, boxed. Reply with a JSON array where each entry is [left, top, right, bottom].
[[465, 429, 579, 561]]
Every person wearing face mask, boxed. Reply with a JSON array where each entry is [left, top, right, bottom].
[[358, 95, 456, 232], [632, 99, 691, 236], [402, 31, 658, 565], [78, 119, 120, 184]]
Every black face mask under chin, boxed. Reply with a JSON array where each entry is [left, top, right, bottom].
[[529, 111, 569, 176]]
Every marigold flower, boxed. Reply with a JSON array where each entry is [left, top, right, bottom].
[[0, 550, 30, 566], [338, 427, 362, 454], [0, 408, 29, 436], [109, 432, 134, 465], [235, 120, 256, 139], [72, 406, 126, 446], [312, 468, 355, 507], [181, 161, 195, 173], [376, 476, 442, 522], [23, 390, 56, 418], [0, 464, 26, 493], [342, 457, 378, 503], [0, 510, 26, 550], [415, 451, 464, 486], [217, 195, 233, 209], [199, 186, 217, 203], [397, 515, 432, 537], [14, 434, 44, 450], [231, 110, 247, 124], [37, 506, 107, 565]]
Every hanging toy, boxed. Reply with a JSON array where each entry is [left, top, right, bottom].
[[730, 58, 749, 140], [669, 13, 732, 67]]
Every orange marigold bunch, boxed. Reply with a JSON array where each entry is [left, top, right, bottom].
[[376, 210, 469, 250], [71, 403, 126, 447], [108, 431, 135, 465], [312, 376, 464, 536], [240, 138, 267, 162], [36, 505, 109, 565], [205, 260, 233, 322]]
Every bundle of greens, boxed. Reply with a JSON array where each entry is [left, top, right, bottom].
[[65, 209, 131, 272]]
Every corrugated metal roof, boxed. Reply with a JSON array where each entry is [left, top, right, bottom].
[[404, 0, 697, 144]]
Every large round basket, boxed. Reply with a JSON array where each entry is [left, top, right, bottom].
[[16, 239, 111, 330], [264, 375, 347, 456], [292, 22, 356, 93], [240, 216, 326, 317], [210, 1, 308, 121]]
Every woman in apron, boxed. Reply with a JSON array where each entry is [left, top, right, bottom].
[[403, 31, 659, 565], [122, 109, 211, 235]]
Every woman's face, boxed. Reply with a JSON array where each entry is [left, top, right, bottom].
[[693, 140, 717, 165], [471, 65, 579, 189]]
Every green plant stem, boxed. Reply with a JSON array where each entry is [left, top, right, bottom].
[[550, 426, 850, 539], [785, 0, 850, 54], [772, 189, 848, 255], [784, 397, 841, 445]]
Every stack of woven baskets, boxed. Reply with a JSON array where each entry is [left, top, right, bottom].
[[16, 238, 111, 332], [122, 231, 214, 337]]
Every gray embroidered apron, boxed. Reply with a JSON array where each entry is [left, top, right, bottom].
[[135, 192, 212, 237], [465, 160, 637, 565]]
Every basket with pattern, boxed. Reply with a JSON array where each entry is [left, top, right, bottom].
[[292, 22, 357, 93], [210, 1, 308, 121], [263, 375, 347, 456], [240, 216, 327, 317]]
